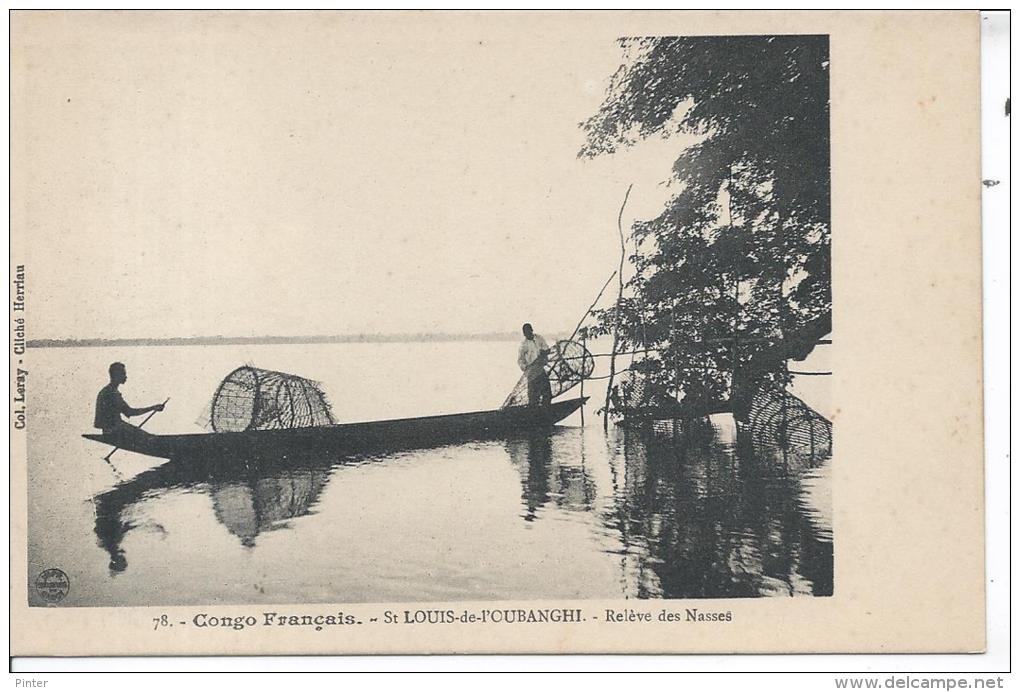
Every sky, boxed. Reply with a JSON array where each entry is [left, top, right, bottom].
[[13, 12, 697, 340]]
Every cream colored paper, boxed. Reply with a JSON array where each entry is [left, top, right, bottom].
[[10, 10, 984, 655]]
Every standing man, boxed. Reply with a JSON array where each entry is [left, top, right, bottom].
[[94, 362, 165, 435], [517, 323, 552, 407]]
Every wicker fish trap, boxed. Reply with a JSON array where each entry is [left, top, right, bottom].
[[208, 366, 336, 433]]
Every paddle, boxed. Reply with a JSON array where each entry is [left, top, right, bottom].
[[103, 398, 170, 463]]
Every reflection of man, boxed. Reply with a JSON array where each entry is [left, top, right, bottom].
[[517, 323, 552, 407], [505, 433, 553, 522], [94, 362, 165, 435]]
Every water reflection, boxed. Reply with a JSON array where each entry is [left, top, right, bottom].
[[506, 434, 552, 521], [93, 460, 191, 575], [505, 431, 596, 521], [606, 421, 833, 598], [93, 455, 340, 573], [210, 470, 329, 548], [90, 418, 832, 599]]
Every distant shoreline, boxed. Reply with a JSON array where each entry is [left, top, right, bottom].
[[26, 332, 573, 349]]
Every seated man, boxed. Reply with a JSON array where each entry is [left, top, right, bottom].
[[517, 323, 553, 407], [94, 362, 165, 435]]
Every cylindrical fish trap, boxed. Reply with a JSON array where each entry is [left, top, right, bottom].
[[747, 383, 832, 460], [209, 366, 336, 433], [502, 339, 595, 408]]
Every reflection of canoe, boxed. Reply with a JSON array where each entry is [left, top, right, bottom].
[[83, 397, 587, 461], [93, 448, 339, 570]]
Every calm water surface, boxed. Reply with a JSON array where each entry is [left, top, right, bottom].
[[26, 341, 832, 606]]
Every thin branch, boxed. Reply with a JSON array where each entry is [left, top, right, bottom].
[[604, 183, 634, 430], [568, 271, 617, 344]]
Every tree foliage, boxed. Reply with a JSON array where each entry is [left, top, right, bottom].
[[580, 36, 831, 417]]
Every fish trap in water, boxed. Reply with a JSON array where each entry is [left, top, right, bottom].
[[502, 339, 595, 408], [208, 366, 336, 433], [747, 383, 832, 460]]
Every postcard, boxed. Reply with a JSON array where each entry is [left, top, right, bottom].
[[10, 10, 984, 656]]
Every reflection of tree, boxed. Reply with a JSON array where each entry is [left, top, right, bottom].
[[796, 510, 833, 596], [609, 425, 833, 598], [505, 430, 596, 522], [93, 454, 334, 573]]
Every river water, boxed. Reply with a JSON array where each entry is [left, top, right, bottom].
[[25, 340, 832, 606]]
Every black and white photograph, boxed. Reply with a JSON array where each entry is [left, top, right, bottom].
[[21, 22, 833, 608], [10, 10, 988, 659]]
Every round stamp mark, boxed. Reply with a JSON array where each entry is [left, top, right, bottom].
[[35, 568, 70, 604]]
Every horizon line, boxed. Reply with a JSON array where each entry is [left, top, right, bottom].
[[26, 330, 579, 349]]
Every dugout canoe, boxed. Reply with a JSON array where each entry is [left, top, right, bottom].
[[82, 397, 587, 461]]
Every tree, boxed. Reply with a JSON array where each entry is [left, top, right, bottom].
[[581, 35, 831, 419]]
